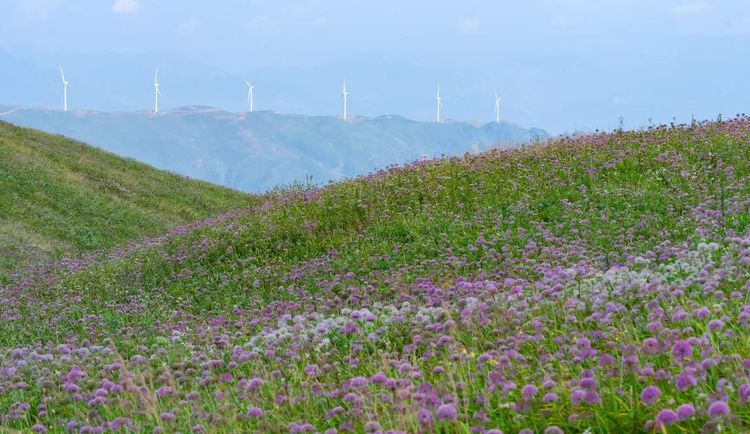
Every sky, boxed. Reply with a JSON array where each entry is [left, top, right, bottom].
[[1, 0, 749, 134]]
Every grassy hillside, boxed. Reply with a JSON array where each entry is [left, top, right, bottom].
[[1, 118, 749, 432], [0, 121, 251, 281]]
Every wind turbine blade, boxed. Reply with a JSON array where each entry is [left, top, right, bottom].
[[245, 79, 251, 87], [59, 67, 66, 82]]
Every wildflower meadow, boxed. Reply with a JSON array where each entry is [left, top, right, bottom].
[[1, 117, 750, 433]]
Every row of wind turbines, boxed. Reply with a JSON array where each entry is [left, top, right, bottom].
[[58, 67, 503, 123]]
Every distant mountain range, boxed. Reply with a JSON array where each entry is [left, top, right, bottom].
[[0, 105, 547, 192]]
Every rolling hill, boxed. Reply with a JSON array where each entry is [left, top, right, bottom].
[[0, 121, 251, 281], [1, 118, 749, 432], [0, 105, 548, 192]]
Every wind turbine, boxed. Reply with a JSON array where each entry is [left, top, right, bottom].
[[59, 67, 70, 111], [154, 68, 161, 113], [436, 85, 442, 123], [494, 92, 501, 123], [342, 81, 348, 121], [245, 80, 255, 112]]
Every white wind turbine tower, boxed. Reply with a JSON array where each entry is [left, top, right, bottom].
[[436, 85, 443, 123], [59, 67, 70, 111], [245, 80, 255, 112], [154, 68, 161, 113], [342, 81, 349, 121], [494, 92, 501, 123]]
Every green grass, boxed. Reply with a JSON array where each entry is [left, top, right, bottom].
[[17, 121, 749, 343], [1, 119, 750, 432], [0, 120, 252, 280]]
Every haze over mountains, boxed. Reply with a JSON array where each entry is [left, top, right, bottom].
[[0, 105, 547, 192]]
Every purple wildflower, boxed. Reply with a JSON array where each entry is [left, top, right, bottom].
[[584, 390, 601, 405], [418, 408, 433, 428], [304, 364, 320, 378], [341, 321, 360, 335], [247, 407, 263, 418], [571, 389, 586, 405], [671, 340, 692, 359], [156, 386, 175, 398], [246, 378, 264, 392], [521, 384, 538, 400], [579, 377, 597, 390], [640, 386, 661, 405], [343, 392, 362, 406], [655, 409, 678, 427], [707, 401, 730, 419], [676, 404, 695, 420], [370, 372, 388, 385], [708, 319, 724, 331], [598, 353, 615, 367], [674, 371, 697, 391], [350, 376, 368, 388], [364, 421, 381, 432], [436, 403, 458, 421], [63, 383, 80, 393], [160, 412, 176, 422], [739, 383, 750, 403], [642, 338, 660, 355], [695, 307, 711, 319]]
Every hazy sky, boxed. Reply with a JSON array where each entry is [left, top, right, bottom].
[[1, 0, 749, 133]]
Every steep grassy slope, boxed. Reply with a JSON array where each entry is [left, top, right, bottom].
[[0, 121, 251, 280], [1, 118, 749, 433]]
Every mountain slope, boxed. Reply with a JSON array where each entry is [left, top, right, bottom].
[[0, 121, 251, 280], [0, 106, 548, 192], [1, 118, 749, 432]]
